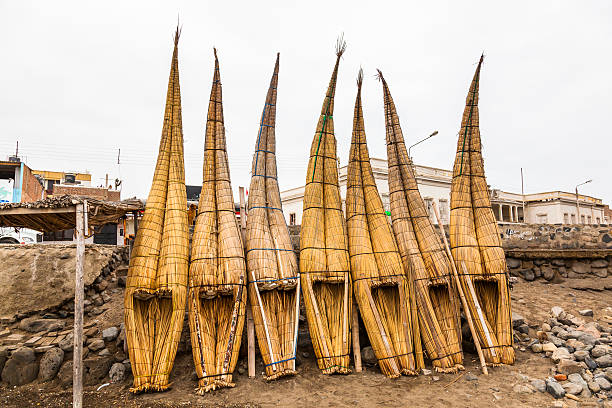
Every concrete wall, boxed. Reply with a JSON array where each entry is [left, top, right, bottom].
[[53, 185, 120, 201]]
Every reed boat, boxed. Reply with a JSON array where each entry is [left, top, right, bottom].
[[449, 55, 515, 365], [188, 49, 248, 393], [378, 70, 464, 373], [346, 70, 422, 377], [245, 53, 300, 380], [299, 38, 352, 375], [124, 28, 189, 393]]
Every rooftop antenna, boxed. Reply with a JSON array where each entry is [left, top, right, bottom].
[[15, 141, 18, 157]]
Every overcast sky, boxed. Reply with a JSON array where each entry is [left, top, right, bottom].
[[1, 1, 610, 204]]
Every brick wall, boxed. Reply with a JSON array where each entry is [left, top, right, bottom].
[[20, 165, 44, 202], [53, 185, 120, 201]]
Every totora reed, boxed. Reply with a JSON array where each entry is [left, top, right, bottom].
[[378, 70, 464, 373], [188, 49, 248, 393], [346, 69, 422, 378], [299, 37, 352, 375], [246, 53, 300, 380], [449, 55, 515, 366], [124, 27, 189, 393]]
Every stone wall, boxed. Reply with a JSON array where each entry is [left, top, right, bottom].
[[287, 224, 612, 283], [0, 244, 128, 319]]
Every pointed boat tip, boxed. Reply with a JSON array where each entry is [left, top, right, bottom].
[[213, 47, 218, 60], [356, 67, 363, 88], [173, 22, 182, 46], [335, 33, 347, 58], [375, 69, 384, 82]]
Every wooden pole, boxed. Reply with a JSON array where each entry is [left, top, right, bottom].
[[73, 201, 87, 408], [431, 202, 488, 375], [239, 187, 256, 378], [351, 298, 362, 373]]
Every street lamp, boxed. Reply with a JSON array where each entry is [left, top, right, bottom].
[[575, 179, 592, 224], [408, 131, 438, 159]]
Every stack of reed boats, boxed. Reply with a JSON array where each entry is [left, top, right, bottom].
[[124, 29, 189, 393], [449, 56, 515, 366], [245, 53, 300, 380], [378, 70, 464, 373], [188, 49, 248, 393], [346, 70, 422, 377], [299, 38, 352, 375]]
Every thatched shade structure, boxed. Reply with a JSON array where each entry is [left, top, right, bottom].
[[246, 53, 300, 380], [378, 70, 463, 373], [449, 56, 514, 365], [188, 49, 248, 393], [124, 28, 189, 393], [299, 38, 352, 375], [346, 70, 421, 377]]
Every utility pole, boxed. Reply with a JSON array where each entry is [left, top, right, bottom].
[[575, 179, 592, 224]]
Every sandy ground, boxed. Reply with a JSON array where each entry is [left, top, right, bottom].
[[1, 278, 610, 407]]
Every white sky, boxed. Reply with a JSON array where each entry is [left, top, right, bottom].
[[1, 1, 610, 203]]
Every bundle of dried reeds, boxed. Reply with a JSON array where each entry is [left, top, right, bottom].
[[346, 70, 421, 377], [449, 55, 515, 366], [300, 37, 352, 375], [246, 53, 300, 380], [378, 70, 463, 373], [188, 49, 248, 393], [124, 28, 189, 393]]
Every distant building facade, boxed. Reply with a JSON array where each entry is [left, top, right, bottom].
[[280, 158, 608, 226], [0, 157, 45, 203]]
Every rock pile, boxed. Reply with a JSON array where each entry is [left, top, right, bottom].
[[520, 306, 612, 401]]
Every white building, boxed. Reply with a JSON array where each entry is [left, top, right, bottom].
[[281, 158, 452, 226], [280, 158, 608, 226]]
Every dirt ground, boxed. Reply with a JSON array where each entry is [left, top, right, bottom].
[[1, 278, 610, 408]]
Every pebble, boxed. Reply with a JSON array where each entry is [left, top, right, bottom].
[[595, 354, 612, 368], [563, 382, 583, 396], [465, 373, 478, 381], [552, 348, 571, 363], [421, 368, 432, 375], [109, 362, 126, 383], [542, 343, 558, 352], [551, 306, 565, 319], [588, 380, 601, 393], [88, 339, 105, 351], [554, 374, 567, 381], [579, 309, 594, 317], [102, 327, 119, 342], [595, 376, 612, 391], [513, 384, 534, 394], [585, 356, 599, 370], [592, 345, 611, 359], [573, 350, 589, 361], [432, 376, 440, 382]]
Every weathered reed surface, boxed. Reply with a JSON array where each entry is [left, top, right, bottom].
[[188, 49, 247, 393], [246, 53, 299, 380], [378, 70, 463, 373], [346, 70, 421, 377], [300, 38, 352, 375], [449, 55, 514, 365], [124, 29, 189, 393]]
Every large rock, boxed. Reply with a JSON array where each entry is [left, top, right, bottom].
[[551, 348, 571, 363], [38, 347, 64, 382], [0, 347, 8, 374], [1, 347, 38, 386], [546, 378, 566, 399], [0, 244, 121, 317], [556, 359, 582, 375], [109, 362, 126, 383], [102, 327, 119, 342], [18, 317, 64, 333], [595, 376, 611, 391], [84, 357, 113, 385], [571, 261, 591, 274], [591, 345, 611, 358], [361, 346, 377, 365], [88, 339, 105, 351]]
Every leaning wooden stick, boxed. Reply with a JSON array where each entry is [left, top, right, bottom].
[[351, 299, 362, 373], [431, 202, 488, 375], [239, 187, 256, 378]]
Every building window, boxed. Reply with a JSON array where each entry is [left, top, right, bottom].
[[587, 216, 592, 224], [596, 217, 601, 224], [571, 214, 576, 224], [563, 213, 569, 224], [289, 213, 296, 226], [580, 215, 585, 224], [536, 214, 548, 224]]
